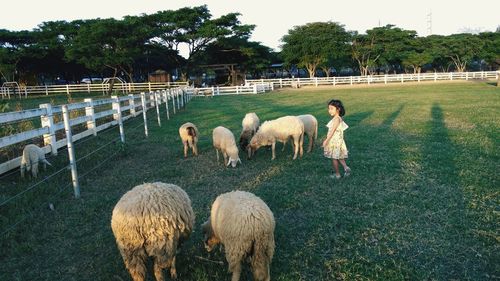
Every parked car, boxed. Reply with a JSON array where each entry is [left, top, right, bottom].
[[81, 77, 103, 84]]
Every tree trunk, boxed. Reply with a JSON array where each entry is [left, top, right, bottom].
[[107, 67, 117, 95]]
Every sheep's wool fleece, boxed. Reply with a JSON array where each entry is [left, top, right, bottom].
[[211, 191, 275, 244], [111, 182, 194, 250]]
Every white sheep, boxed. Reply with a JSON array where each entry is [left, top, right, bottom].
[[213, 126, 241, 168], [111, 182, 195, 281], [20, 144, 51, 178], [249, 116, 304, 160], [178, 122, 199, 158], [239, 113, 260, 159], [202, 191, 275, 281], [282, 114, 318, 153]]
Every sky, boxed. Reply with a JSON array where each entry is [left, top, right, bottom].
[[1, 0, 499, 55]]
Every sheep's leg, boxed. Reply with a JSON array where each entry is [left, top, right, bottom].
[[32, 161, 39, 178], [299, 132, 304, 157], [153, 260, 166, 281], [223, 152, 228, 165], [216, 149, 220, 162], [281, 138, 287, 152], [251, 259, 270, 281], [192, 140, 198, 156], [271, 142, 276, 160], [183, 141, 188, 158], [187, 139, 195, 156], [308, 134, 314, 152], [292, 136, 299, 160], [228, 260, 242, 281], [121, 248, 147, 281]]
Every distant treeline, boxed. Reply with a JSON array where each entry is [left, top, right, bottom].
[[0, 5, 499, 85]]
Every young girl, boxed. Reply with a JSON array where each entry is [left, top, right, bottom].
[[322, 99, 351, 179]]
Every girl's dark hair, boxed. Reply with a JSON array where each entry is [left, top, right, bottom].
[[328, 99, 345, 116]]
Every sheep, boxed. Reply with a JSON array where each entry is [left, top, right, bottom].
[[202, 191, 275, 281], [282, 114, 318, 153], [111, 182, 195, 281], [178, 122, 199, 158], [213, 126, 241, 167], [239, 113, 260, 159], [249, 116, 304, 160], [20, 144, 51, 178]]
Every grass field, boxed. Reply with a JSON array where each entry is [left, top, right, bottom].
[[0, 82, 499, 280]]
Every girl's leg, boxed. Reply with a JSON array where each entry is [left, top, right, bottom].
[[339, 159, 351, 176], [332, 159, 341, 177]]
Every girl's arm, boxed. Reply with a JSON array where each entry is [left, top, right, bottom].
[[322, 117, 340, 147]]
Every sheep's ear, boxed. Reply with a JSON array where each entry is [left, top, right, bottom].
[[237, 158, 242, 164], [226, 158, 232, 167]]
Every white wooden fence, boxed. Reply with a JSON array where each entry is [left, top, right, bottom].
[[0, 81, 189, 99], [0, 88, 191, 176], [186, 83, 273, 96], [245, 71, 499, 88]]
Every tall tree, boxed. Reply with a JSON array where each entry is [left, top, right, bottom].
[[281, 22, 351, 78]]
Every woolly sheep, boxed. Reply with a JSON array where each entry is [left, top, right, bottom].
[[282, 114, 318, 153], [202, 191, 275, 281], [20, 144, 51, 178], [213, 126, 241, 168], [178, 122, 199, 158], [239, 113, 260, 159], [111, 182, 195, 281], [249, 116, 304, 160]]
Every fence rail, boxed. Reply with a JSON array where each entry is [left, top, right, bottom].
[[245, 71, 499, 88], [186, 83, 273, 96], [0, 81, 189, 99], [0, 88, 192, 176]]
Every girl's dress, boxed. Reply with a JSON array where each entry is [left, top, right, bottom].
[[324, 116, 348, 159]]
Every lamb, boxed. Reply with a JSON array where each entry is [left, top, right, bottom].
[[178, 122, 199, 158], [202, 191, 275, 281], [249, 116, 304, 160], [282, 114, 318, 153], [20, 144, 52, 178], [239, 113, 260, 159], [213, 126, 241, 168], [111, 182, 195, 281]]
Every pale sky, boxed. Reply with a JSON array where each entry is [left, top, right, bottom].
[[1, 0, 499, 54]]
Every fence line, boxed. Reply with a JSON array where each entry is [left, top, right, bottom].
[[245, 71, 499, 88], [0, 81, 189, 99], [0, 88, 191, 176]]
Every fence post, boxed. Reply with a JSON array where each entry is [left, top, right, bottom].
[[153, 92, 161, 127], [279, 78, 283, 88], [401, 74, 404, 84], [466, 72, 469, 80], [66, 84, 70, 95], [384, 74, 387, 84], [39, 103, 58, 156], [87, 83, 90, 93], [149, 91, 155, 107], [177, 89, 181, 110], [217, 86, 220, 95], [62, 105, 80, 199], [368, 76, 371, 85], [236, 86, 239, 94], [434, 72, 437, 82], [163, 90, 170, 120], [128, 94, 136, 117], [45, 85, 49, 96], [270, 82, 274, 91], [417, 73, 420, 82], [171, 89, 176, 114], [450, 72, 453, 81], [315, 77, 318, 87], [24, 87, 28, 98], [350, 76, 353, 85], [297, 77, 301, 87], [148, 82, 152, 92], [111, 96, 125, 143], [140, 92, 149, 137], [84, 98, 97, 137]]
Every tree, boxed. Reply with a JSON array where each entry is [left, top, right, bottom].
[[351, 32, 380, 76], [281, 22, 351, 78], [146, 5, 255, 80], [441, 34, 483, 72], [66, 18, 153, 93], [478, 31, 500, 70]]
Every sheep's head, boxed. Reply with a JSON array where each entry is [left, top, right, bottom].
[[239, 130, 253, 150], [201, 219, 220, 252], [226, 147, 241, 168], [227, 156, 242, 168]]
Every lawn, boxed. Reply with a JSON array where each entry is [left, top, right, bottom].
[[0, 81, 498, 280]]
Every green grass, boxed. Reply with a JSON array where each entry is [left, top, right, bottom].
[[0, 82, 499, 280]]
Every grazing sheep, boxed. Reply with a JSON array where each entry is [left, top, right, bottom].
[[179, 122, 199, 158], [282, 114, 318, 153], [111, 182, 195, 281], [202, 191, 275, 281], [20, 144, 51, 178], [249, 116, 304, 160], [213, 126, 241, 168], [239, 113, 260, 159]]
